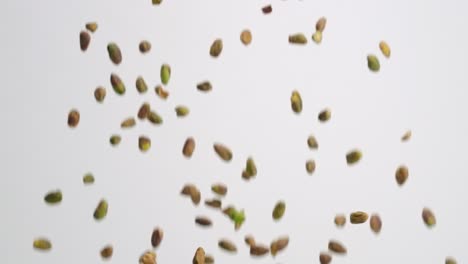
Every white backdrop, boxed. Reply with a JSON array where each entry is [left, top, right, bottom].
[[1, 0, 468, 263]]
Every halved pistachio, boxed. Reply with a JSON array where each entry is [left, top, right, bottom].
[[94, 87, 106, 102], [307, 135, 318, 149], [240, 30, 252, 45], [68, 109, 80, 128], [138, 103, 151, 120], [272, 201, 286, 220], [316, 17, 327, 32], [110, 73, 126, 95], [121, 117, 136, 128], [218, 239, 237, 252], [350, 211, 368, 224], [195, 216, 213, 227], [110, 135, 121, 146], [346, 149, 362, 165], [147, 111, 163, 125], [139, 136, 151, 152], [334, 214, 346, 227], [319, 252, 332, 264], [197, 81, 212, 92], [80, 31, 91, 51], [379, 41, 391, 58], [33, 238, 52, 251], [328, 240, 347, 254], [250, 244, 269, 256], [367, 54, 380, 72], [160, 64, 171, 85], [44, 190, 62, 204], [107, 43, 122, 65], [210, 39, 223, 57], [151, 228, 163, 248], [370, 214, 382, 234], [175, 106, 190, 117], [183, 137, 195, 158], [85, 22, 98, 33], [136, 76, 148, 93], [211, 183, 227, 196], [139, 40, 152, 53], [422, 207, 436, 227], [83, 173, 95, 184], [270, 236, 289, 257], [395, 165, 409, 186], [193, 247, 205, 264], [312, 31, 323, 44], [289, 33, 307, 44], [291, 90, 302, 113], [204, 198, 222, 209], [306, 160, 316, 174], [93, 199, 108, 220], [214, 143, 233, 161], [139, 250, 156, 264], [318, 108, 331, 122], [100, 245, 113, 259], [155, 85, 169, 99]]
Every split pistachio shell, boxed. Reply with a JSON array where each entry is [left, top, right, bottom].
[[367, 54, 380, 72], [204, 199, 222, 209], [312, 31, 323, 44], [175, 106, 190, 117], [195, 216, 212, 226], [44, 190, 62, 204], [139, 250, 156, 264], [395, 165, 409, 186], [214, 143, 233, 161], [422, 207, 436, 227], [318, 108, 331, 122], [401, 130, 412, 142], [193, 247, 205, 264], [94, 87, 106, 102], [334, 214, 346, 227], [240, 30, 252, 45], [83, 173, 95, 184], [328, 240, 347, 254], [155, 85, 169, 99], [100, 245, 113, 259], [250, 244, 269, 256], [307, 135, 318, 149], [136, 76, 148, 93], [218, 239, 237, 252], [68, 109, 80, 128], [139, 136, 151, 152], [110, 73, 126, 95], [107, 43, 122, 65], [139, 40, 152, 53], [197, 81, 212, 92], [121, 117, 136, 128], [270, 236, 289, 257], [210, 39, 223, 57], [33, 238, 52, 251], [316, 17, 327, 32], [183, 137, 195, 158], [138, 103, 151, 120], [291, 90, 302, 113], [370, 214, 382, 234], [306, 160, 316, 174], [379, 41, 391, 58], [211, 183, 227, 196], [86, 22, 98, 33], [160, 64, 171, 85], [80, 31, 91, 51], [151, 228, 163, 248], [93, 199, 108, 220], [319, 252, 332, 264], [350, 211, 369, 224], [147, 111, 163, 124], [346, 149, 362, 165], [446, 257, 457, 264], [289, 33, 307, 44], [110, 135, 121, 146], [272, 201, 286, 220]]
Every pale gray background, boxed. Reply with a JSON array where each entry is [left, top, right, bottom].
[[1, 0, 468, 263]]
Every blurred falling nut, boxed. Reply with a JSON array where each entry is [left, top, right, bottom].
[[110, 135, 121, 146], [204, 254, 214, 264], [210, 39, 223, 57], [245, 157, 257, 177], [307, 135, 318, 149], [193, 247, 205, 264], [195, 216, 212, 227], [139, 40, 152, 53], [94, 87, 106, 102], [183, 137, 195, 158], [272, 201, 286, 220], [121, 117, 136, 128], [370, 214, 382, 234], [446, 257, 457, 264], [85, 22, 98, 33], [328, 240, 347, 254], [138, 103, 151, 120], [80, 31, 91, 51], [367, 54, 380, 72], [136, 76, 148, 93], [334, 214, 346, 227], [245, 235, 256, 247], [107, 43, 122, 65], [422, 207, 436, 227], [318, 108, 331, 122], [44, 190, 62, 204], [68, 109, 80, 127], [306, 160, 316, 174], [151, 228, 163, 248], [33, 238, 52, 251], [316, 17, 327, 32], [181, 184, 201, 205], [139, 250, 156, 264], [350, 211, 368, 224], [93, 199, 108, 220], [197, 81, 212, 92], [218, 239, 237, 252], [250, 244, 269, 256], [240, 30, 252, 45], [214, 143, 233, 161], [147, 111, 163, 125], [395, 165, 409, 186], [83, 173, 95, 184], [270, 236, 289, 257], [262, 5, 272, 14], [160, 64, 171, 85], [175, 106, 190, 117], [139, 136, 151, 152], [346, 149, 362, 165], [289, 33, 307, 44], [291, 90, 302, 113], [100, 245, 113, 259], [319, 252, 332, 264], [379, 41, 391, 58], [152, 0, 162, 4], [204, 199, 222, 209], [401, 130, 412, 142], [312, 31, 323, 44], [110, 73, 126, 95], [211, 184, 227, 196], [155, 85, 169, 99]]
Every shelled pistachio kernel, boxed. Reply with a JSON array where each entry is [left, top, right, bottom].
[[85, 22, 98, 33], [395, 165, 409, 185], [182, 137, 195, 158], [33, 238, 52, 251], [370, 214, 382, 233], [346, 149, 362, 165], [44, 190, 62, 204], [218, 239, 237, 252], [94, 86, 106, 102], [93, 199, 108, 220], [175, 106, 190, 117], [307, 135, 318, 149], [151, 228, 163, 248], [422, 207, 436, 227], [379, 41, 391, 58], [138, 103, 151, 120], [213, 143, 233, 161], [291, 90, 302, 113], [107, 42, 122, 65], [328, 240, 347, 254], [367, 54, 380, 72], [110, 135, 121, 146], [334, 214, 346, 227], [83, 173, 95, 184], [240, 29, 252, 45], [289, 33, 307, 44], [316, 17, 327, 32], [136, 76, 148, 93], [312, 31, 323, 44], [68, 109, 80, 127], [350, 211, 369, 224], [318, 108, 331, 122], [100, 245, 113, 259], [306, 160, 316, 174], [210, 39, 223, 57], [193, 247, 205, 264], [160, 64, 171, 85], [139, 136, 151, 152], [110, 73, 126, 95], [155, 85, 169, 99], [139, 40, 151, 53], [270, 236, 289, 256], [272, 201, 286, 220], [79, 31, 90, 51]]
